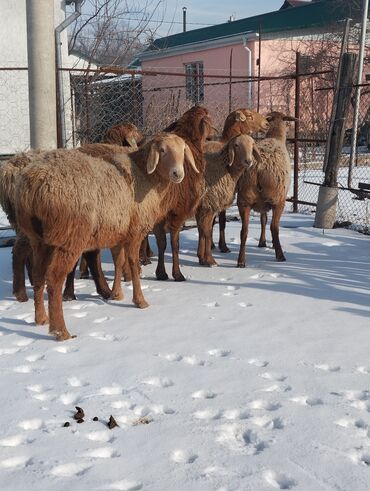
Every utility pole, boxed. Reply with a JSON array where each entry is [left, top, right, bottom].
[[26, 0, 57, 149]]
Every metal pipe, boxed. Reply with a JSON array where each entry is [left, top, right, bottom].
[[293, 51, 301, 213], [26, 0, 57, 149], [55, 0, 82, 148], [348, 0, 369, 188], [243, 36, 256, 107]]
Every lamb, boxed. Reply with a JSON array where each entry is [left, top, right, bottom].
[[103, 122, 143, 148], [153, 106, 214, 282], [15, 134, 197, 340], [236, 111, 297, 268], [196, 134, 261, 266], [204, 109, 269, 253]]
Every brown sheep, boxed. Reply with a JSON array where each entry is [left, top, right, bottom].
[[153, 106, 214, 282], [103, 122, 143, 148], [196, 134, 261, 266], [15, 134, 197, 340], [204, 109, 269, 253], [236, 112, 297, 268]]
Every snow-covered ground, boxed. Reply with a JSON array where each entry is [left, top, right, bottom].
[[1, 212, 370, 491]]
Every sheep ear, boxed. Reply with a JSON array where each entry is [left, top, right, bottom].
[[228, 144, 235, 166], [147, 143, 160, 174], [266, 115, 273, 122], [283, 116, 299, 122], [199, 118, 212, 140], [184, 144, 199, 173], [253, 146, 262, 163]]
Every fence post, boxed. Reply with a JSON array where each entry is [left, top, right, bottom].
[[293, 51, 301, 213], [314, 52, 357, 229]]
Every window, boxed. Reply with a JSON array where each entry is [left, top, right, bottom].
[[185, 62, 204, 104]]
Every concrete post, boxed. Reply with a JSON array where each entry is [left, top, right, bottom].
[[26, 0, 57, 150]]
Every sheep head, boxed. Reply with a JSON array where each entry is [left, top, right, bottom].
[[146, 134, 197, 183], [104, 122, 143, 148], [265, 111, 298, 139], [223, 108, 269, 140], [227, 134, 261, 168], [164, 106, 214, 147]]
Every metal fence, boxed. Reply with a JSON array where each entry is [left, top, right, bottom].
[[1, 55, 370, 233]]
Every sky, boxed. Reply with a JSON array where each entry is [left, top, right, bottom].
[[159, 0, 286, 36]]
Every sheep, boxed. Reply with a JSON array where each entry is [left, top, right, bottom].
[[15, 134, 197, 341], [204, 109, 269, 253], [103, 122, 143, 148], [236, 111, 297, 268], [196, 134, 261, 266], [153, 105, 214, 282], [0, 149, 113, 303]]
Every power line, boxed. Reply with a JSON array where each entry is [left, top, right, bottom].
[[79, 13, 215, 26]]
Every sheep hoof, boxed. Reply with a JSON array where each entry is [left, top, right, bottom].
[[53, 330, 72, 341], [140, 257, 152, 266], [173, 273, 186, 282], [258, 241, 267, 248], [276, 256, 286, 262], [63, 293, 77, 302], [98, 288, 112, 300], [35, 314, 49, 325], [156, 272, 169, 281], [80, 273, 90, 280], [219, 246, 230, 253], [237, 262, 246, 268], [134, 299, 149, 309], [15, 291, 28, 303], [110, 291, 124, 301]]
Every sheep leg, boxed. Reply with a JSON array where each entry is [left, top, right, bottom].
[[79, 255, 89, 279], [204, 213, 218, 266], [258, 212, 267, 248], [140, 236, 152, 265], [12, 234, 31, 302], [218, 210, 230, 253], [63, 262, 78, 301], [196, 212, 207, 265], [211, 216, 216, 250], [128, 238, 149, 309], [122, 255, 132, 282], [170, 228, 186, 281], [32, 242, 52, 326], [46, 248, 79, 340], [84, 250, 112, 299], [25, 255, 33, 286], [237, 206, 251, 268], [154, 222, 169, 281], [110, 245, 125, 300], [271, 203, 286, 262]]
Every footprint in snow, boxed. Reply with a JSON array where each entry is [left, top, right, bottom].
[[208, 348, 231, 358], [0, 456, 32, 469], [260, 372, 287, 382], [248, 358, 269, 368], [222, 409, 250, 420], [171, 449, 198, 464], [53, 345, 78, 354], [85, 430, 115, 443], [250, 415, 285, 430], [263, 470, 296, 489], [98, 386, 123, 396], [237, 302, 253, 308], [160, 353, 183, 362], [59, 392, 80, 405], [356, 366, 370, 375], [71, 311, 88, 319], [13, 365, 34, 374], [25, 353, 45, 363], [202, 301, 220, 308], [314, 363, 341, 372], [216, 424, 267, 454], [289, 396, 323, 406], [335, 418, 368, 433], [17, 419, 43, 430], [249, 400, 282, 411], [192, 389, 216, 399], [249, 273, 264, 280], [89, 332, 117, 342], [260, 384, 292, 393], [0, 434, 30, 447], [143, 377, 174, 388], [13, 338, 34, 347], [93, 316, 111, 324], [183, 355, 205, 366], [67, 376, 88, 388], [193, 409, 222, 420], [111, 400, 135, 410], [83, 447, 119, 459], [50, 462, 91, 477], [0, 347, 21, 356], [105, 480, 143, 490]]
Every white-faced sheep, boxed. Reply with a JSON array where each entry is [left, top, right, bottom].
[[153, 105, 215, 282], [204, 108, 269, 253], [196, 134, 261, 266], [15, 134, 197, 341], [236, 111, 297, 268]]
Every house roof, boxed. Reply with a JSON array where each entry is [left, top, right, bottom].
[[147, 0, 362, 53], [279, 0, 313, 9]]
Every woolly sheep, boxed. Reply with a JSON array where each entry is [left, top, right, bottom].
[[204, 109, 269, 253], [236, 111, 297, 267], [196, 134, 261, 266], [15, 134, 197, 341], [153, 106, 215, 282], [103, 122, 143, 148]]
